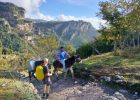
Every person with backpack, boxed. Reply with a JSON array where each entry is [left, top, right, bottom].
[[33, 58, 51, 99], [55, 46, 70, 72], [41, 58, 52, 99]]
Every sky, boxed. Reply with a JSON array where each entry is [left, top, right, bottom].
[[0, 0, 106, 29]]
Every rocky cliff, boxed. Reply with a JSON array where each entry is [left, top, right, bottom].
[[33, 20, 98, 47], [0, 2, 32, 32], [0, 2, 25, 26], [0, 2, 98, 48]]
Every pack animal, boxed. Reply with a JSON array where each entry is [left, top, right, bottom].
[[53, 55, 81, 79]]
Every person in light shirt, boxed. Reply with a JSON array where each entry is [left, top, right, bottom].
[[55, 46, 70, 72]]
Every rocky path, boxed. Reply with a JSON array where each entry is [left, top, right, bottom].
[[49, 79, 113, 100], [29, 76, 140, 100]]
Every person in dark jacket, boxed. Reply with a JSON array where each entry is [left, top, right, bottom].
[[42, 58, 52, 99]]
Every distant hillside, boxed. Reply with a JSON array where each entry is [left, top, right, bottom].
[[33, 21, 98, 47], [0, 2, 98, 48]]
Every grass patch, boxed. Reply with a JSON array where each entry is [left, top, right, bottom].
[[74, 48, 140, 90], [0, 54, 32, 71], [0, 78, 38, 100]]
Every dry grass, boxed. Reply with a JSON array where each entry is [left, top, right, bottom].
[[0, 54, 38, 99], [75, 48, 140, 83], [0, 78, 38, 100]]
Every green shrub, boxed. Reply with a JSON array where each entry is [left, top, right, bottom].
[[66, 44, 75, 56], [92, 39, 114, 54], [76, 43, 93, 58]]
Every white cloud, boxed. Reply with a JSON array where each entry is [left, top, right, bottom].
[[0, 0, 106, 29], [55, 15, 76, 21], [79, 17, 106, 29], [29, 12, 54, 21], [53, 14, 106, 29], [29, 13, 106, 29]]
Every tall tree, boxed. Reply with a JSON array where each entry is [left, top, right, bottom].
[[98, 0, 140, 49]]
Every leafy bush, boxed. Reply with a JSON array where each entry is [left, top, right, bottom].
[[0, 23, 24, 52], [92, 39, 114, 54], [0, 32, 23, 52], [76, 43, 93, 58], [76, 38, 113, 59], [66, 44, 75, 56]]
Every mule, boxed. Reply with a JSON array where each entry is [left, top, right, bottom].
[[53, 55, 81, 79], [28, 60, 43, 80]]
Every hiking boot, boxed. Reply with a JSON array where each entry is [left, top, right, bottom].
[[42, 93, 45, 99], [45, 93, 49, 99]]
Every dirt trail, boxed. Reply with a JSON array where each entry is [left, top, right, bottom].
[[49, 78, 113, 100], [29, 76, 140, 100]]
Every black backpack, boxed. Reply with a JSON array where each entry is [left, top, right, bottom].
[[34, 60, 43, 69]]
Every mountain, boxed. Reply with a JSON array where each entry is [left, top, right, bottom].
[[0, 2, 98, 48], [0, 2, 32, 33], [0, 2, 25, 27], [33, 20, 98, 47]]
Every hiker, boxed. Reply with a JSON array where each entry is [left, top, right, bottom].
[[42, 58, 52, 99], [28, 58, 52, 99], [55, 46, 70, 72]]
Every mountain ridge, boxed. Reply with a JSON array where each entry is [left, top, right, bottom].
[[0, 1, 98, 48], [33, 20, 98, 47]]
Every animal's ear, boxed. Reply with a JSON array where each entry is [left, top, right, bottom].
[[75, 54, 80, 58], [77, 54, 80, 57], [74, 55, 77, 58]]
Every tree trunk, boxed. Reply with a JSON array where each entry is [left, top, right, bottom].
[[90, 44, 100, 55], [126, 41, 129, 47], [123, 40, 125, 48], [119, 40, 122, 49], [94, 48, 100, 55], [137, 35, 140, 47], [130, 38, 133, 47], [133, 37, 136, 48], [114, 41, 117, 51]]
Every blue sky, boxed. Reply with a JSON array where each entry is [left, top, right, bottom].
[[40, 0, 99, 17], [0, 0, 106, 29]]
